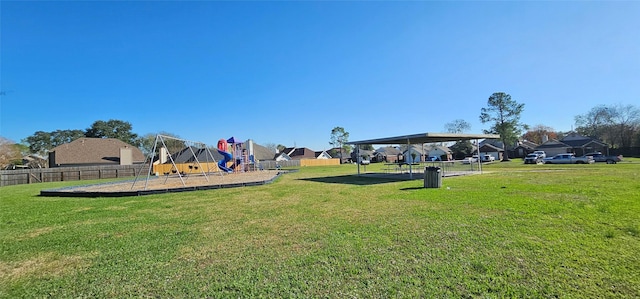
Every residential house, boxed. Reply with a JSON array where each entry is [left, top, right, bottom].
[[513, 140, 538, 158], [373, 146, 401, 163], [351, 149, 374, 163], [425, 145, 453, 161], [251, 142, 277, 162], [274, 152, 292, 162], [328, 147, 351, 163], [48, 138, 145, 167], [401, 145, 427, 163], [560, 133, 609, 156], [314, 151, 332, 159], [535, 140, 571, 157], [535, 133, 609, 157], [168, 146, 222, 164], [478, 143, 504, 161], [279, 147, 330, 160]]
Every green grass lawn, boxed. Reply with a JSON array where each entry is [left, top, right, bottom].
[[1, 159, 639, 298]]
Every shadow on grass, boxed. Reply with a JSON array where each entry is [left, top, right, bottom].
[[399, 186, 426, 191], [299, 174, 421, 186]]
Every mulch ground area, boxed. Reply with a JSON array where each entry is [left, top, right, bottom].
[[41, 170, 281, 197]]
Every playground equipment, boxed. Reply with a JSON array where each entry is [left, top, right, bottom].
[[129, 134, 262, 190], [217, 139, 233, 173], [221, 137, 258, 173], [131, 134, 222, 190]]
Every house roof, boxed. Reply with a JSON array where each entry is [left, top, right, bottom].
[[537, 134, 609, 149], [401, 144, 427, 155], [274, 152, 292, 161], [353, 149, 374, 157], [427, 145, 452, 153], [536, 140, 570, 149], [561, 138, 608, 148], [480, 139, 504, 149], [252, 143, 276, 161], [479, 143, 504, 152], [50, 138, 145, 165], [284, 147, 317, 160], [170, 146, 221, 164], [374, 146, 401, 156], [314, 151, 331, 158], [516, 140, 538, 150], [348, 132, 500, 145]]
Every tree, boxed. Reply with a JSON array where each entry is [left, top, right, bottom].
[[608, 104, 640, 148], [23, 129, 87, 156], [138, 132, 184, 157], [262, 142, 278, 153], [480, 92, 527, 161], [574, 105, 614, 140], [522, 125, 558, 144], [575, 104, 640, 148], [0, 137, 22, 169], [51, 129, 85, 146], [329, 127, 350, 163], [449, 140, 474, 159], [23, 131, 52, 156], [445, 119, 471, 134], [360, 144, 374, 151], [85, 119, 140, 147]]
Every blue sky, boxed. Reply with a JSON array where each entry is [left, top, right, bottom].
[[2, 1, 639, 151]]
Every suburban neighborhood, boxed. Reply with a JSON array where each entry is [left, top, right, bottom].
[[1, 130, 629, 173], [2, 1, 640, 298]]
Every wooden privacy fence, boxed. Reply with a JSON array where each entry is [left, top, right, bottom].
[[300, 158, 340, 166], [0, 165, 145, 187]]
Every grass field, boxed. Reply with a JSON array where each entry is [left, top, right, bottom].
[[1, 159, 639, 298]]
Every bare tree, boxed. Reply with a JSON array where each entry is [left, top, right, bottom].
[[445, 119, 471, 134], [263, 142, 278, 153], [522, 125, 558, 144], [575, 104, 640, 148], [609, 104, 640, 148], [575, 105, 614, 140]]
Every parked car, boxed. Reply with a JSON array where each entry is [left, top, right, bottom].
[[481, 155, 496, 162], [543, 153, 594, 164], [524, 153, 543, 164], [532, 150, 546, 159], [584, 152, 623, 164], [461, 156, 478, 164]]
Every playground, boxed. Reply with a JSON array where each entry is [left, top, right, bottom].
[[41, 170, 281, 197], [40, 135, 281, 197]]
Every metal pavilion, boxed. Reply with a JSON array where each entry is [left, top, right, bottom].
[[347, 132, 501, 178]]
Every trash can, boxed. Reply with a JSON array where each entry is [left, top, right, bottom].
[[424, 166, 442, 188]]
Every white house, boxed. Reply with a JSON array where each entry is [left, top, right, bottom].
[[426, 145, 452, 160], [402, 145, 426, 163]]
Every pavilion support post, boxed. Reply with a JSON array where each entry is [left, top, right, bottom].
[[407, 138, 413, 179], [477, 138, 482, 174], [356, 145, 361, 176]]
